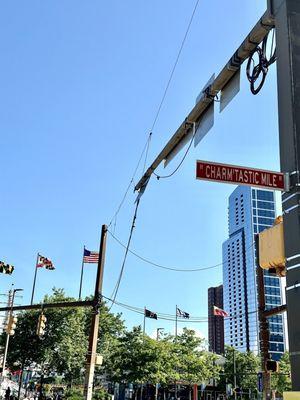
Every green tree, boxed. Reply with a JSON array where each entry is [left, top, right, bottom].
[[219, 347, 260, 394], [175, 329, 220, 400], [0, 309, 47, 372], [0, 289, 88, 385]]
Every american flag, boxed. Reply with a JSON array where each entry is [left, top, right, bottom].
[[83, 248, 99, 264], [213, 305, 229, 317]]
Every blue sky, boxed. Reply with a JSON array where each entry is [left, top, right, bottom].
[[0, 0, 280, 339]]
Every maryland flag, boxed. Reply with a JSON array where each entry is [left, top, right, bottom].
[[37, 255, 55, 270]]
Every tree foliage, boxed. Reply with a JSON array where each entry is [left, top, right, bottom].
[[219, 347, 260, 392], [271, 352, 291, 394]]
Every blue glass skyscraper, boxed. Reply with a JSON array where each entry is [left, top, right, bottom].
[[222, 186, 286, 360]]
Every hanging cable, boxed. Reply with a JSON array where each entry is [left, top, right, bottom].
[[246, 29, 276, 95], [153, 121, 196, 180], [150, 0, 200, 133], [102, 294, 260, 323], [142, 132, 152, 174], [108, 229, 255, 272], [109, 199, 141, 310], [108, 138, 149, 230], [108, 1, 200, 229]]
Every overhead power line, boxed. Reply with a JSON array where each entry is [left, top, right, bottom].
[[102, 294, 261, 323], [108, 1, 200, 229], [108, 229, 255, 272], [150, 0, 201, 133], [109, 199, 141, 310]]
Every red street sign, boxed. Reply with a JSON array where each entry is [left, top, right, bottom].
[[196, 160, 286, 191]]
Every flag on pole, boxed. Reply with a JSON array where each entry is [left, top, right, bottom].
[[37, 255, 55, 270], [83, 249, 99, 264], [213, 306, 229, 317], [145, 308, 158, 320], [176, 307, 190, 319]]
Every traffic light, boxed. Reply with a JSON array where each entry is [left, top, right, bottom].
[[5, 314, 18, 335], [265, 359, 279, 373], [36, 313, 47, 337], [258, 216, 286, 277], [0, 262, 14, 275]]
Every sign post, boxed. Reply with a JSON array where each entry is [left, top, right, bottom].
[[196, 160, 287, 191]]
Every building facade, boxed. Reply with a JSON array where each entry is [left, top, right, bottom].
[[208, 285, 224, 354], [222, 186, 286, 361]]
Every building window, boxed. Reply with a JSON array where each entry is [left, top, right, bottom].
[[257, 190, 274, 202]]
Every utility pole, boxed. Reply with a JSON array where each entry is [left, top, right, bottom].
[[83, 225, 107, 400], [255, 234, 271, 399], [270, 0, 300, 390], [256, 263, 271, 399]]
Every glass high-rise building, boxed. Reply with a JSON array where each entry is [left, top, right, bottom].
[[222, 186, 286, 361]]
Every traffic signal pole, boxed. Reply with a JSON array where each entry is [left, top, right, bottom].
[[270, 0, 300, 389], [1, 289, 21, 381], [83, 225, 107, 400]]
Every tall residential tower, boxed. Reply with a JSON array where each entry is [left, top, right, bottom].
[[208, 285, 225, 354], [222, 186, 286, 361]]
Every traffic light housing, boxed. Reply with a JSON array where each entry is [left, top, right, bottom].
[[6, 314, 18, 335], [265, 359, 279, 373], [0, 262, 14, 275], [36, 313, 47, 337], [259, 216, 286, 277]]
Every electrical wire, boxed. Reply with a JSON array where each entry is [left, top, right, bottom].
[[102, 294, 262, 323], [149, 0, 200, 133], [108, 229, 255, 272], [108, 140, 149, 230], [109, 199, 141, 310], [108, 0, 200, 229], [142, 132, 152, 174], [153, 122, 196, 180]]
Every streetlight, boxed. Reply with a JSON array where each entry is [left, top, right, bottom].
[[1, 288, 23, 381]]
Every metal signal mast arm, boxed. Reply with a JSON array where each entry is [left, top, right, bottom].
[[135, 11, 275, 193]]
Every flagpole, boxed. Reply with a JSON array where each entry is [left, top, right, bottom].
[[143, 307, 146, 337], [30, 253, 39, 305], [79, 245, 85, 300], [175, 304, 178, 339], [140, 307, 146, 400], [175, 305, 178, 400]]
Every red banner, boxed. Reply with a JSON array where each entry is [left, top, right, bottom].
[[196, 160, 285, 191]]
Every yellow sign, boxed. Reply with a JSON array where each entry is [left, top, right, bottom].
[[283, 393, 300, 400]]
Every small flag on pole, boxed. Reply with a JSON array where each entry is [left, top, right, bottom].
[[145, 308, 158, 320], [37, 255, 54, 270], [83, 249, 99, 264], [213, 306, 229, 317], [177, 307, 190, 319]]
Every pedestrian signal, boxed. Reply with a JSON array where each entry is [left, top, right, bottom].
[[265, 359, 279, 373]]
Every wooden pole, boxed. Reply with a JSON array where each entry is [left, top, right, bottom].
[[84, 225, 107, 400]]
